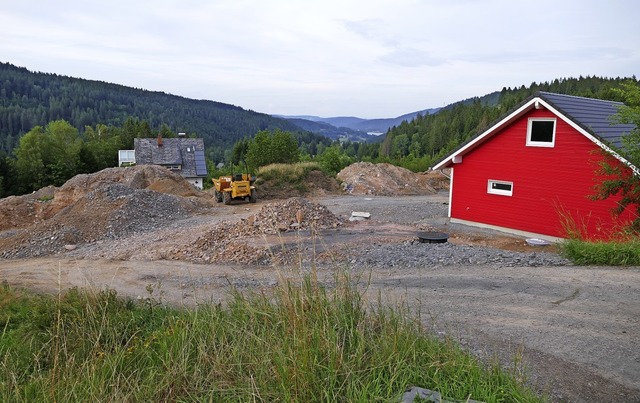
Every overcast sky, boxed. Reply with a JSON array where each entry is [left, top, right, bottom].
[[1, 0, 638, 119]]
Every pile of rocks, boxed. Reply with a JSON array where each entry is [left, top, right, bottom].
[[188, 198, 343, 265], [0, 166, 215, 259], [242, 197, 342, 234]]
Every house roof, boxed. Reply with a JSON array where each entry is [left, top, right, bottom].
[[433, 92, 637, 170], [538, 92, 634, 149], [134, 137, 208, 177]]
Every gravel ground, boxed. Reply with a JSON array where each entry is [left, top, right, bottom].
[[346, 241, 570, 269], [1, 192, 639, 402]]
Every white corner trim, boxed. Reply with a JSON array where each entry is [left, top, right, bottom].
[[447, 168, 454, 218]]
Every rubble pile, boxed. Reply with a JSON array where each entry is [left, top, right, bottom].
[[0, 186, 57, 231], [337, 162, 437, 196], [242, 197, 342, 234], [188, 198, 343, 265], [183, 222, 272, 265], [0, 166, 215, 259]]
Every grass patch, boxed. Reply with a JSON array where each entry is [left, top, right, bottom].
[[561, 238, 640, 266], [257, 162, 322, 186], [0, 272, 541, 402]]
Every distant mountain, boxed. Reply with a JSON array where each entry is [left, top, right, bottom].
[[284, 118, 381, 143], [0, 61, 506, 157], [0, 62, 308, 153], [279, 107, 441, 138]]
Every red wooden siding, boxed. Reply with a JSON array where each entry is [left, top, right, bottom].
[[450, 108, 634, 240]]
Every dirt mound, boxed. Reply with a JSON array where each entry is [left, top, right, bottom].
[[52, 165, 204, 212], [337, 162, 438, 196], [189, 198, 343, 264], [244, 197, 342, 234], [0, 186, 56, 231], [422, 169, 450, 191], [0, 165, 214, 258]]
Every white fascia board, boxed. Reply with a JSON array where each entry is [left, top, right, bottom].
[[432, 97, 540, 170]]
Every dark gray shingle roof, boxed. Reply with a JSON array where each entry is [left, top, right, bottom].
[[538, 92, 635, 149], [134, 137, 208, 177]]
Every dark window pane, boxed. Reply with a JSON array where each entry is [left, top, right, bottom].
[[492, 182, 512, 191], [531, 121, 554, 142]]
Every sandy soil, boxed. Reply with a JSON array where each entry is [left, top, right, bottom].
[[1, 194, 639, 402]]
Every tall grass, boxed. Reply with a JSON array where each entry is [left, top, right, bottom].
[[561, 238, 640, 266], [258, 162, 322, 183], [0, 272, 541, 402], [556, 203, 640, 266]]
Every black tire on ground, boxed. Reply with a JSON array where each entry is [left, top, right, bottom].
[[214, 190, 222, 203], [250, 189, 257, 203], [223, 191, 231, 205]]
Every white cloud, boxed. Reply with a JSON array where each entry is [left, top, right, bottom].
[[0, 0, 638, 118]]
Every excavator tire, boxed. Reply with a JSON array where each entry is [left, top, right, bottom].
[[250, 189, 257, 203], [223, 191, 231, 205]]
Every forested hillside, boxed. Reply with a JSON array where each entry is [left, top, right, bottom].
[[0, 62, 636, 198], [376, 76, 636, 171], [0, 62, 303, 154]]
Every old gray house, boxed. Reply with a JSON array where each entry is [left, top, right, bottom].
[[132, 134, 208, 189]]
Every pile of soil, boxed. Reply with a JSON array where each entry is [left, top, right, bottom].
[[337, 162, 441, 196], [0, 186, 56, 231], [244, 197, 342, 234], [0, 165, 215, 259], [188, 197, 343, 264]]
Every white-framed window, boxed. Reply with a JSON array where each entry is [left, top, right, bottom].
[[487, 180, 513, 196], [526, 118, 556, 147], [118, 150, 135, 166]]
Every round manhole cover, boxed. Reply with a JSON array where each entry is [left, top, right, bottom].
[[417, 231, 449, 244]]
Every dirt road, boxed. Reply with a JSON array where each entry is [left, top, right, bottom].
[[1, 194, 639, 402]]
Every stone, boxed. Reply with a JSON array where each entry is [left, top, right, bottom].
[[400, 386, 484, 403]]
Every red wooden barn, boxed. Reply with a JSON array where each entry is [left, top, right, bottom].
[[433, 92, 638, 240]]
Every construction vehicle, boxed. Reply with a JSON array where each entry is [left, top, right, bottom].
[[212, 163, 257, 205]]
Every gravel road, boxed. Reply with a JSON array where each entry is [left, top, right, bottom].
[[1, 193, 639, 402]]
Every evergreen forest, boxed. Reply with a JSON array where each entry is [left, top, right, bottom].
[[0, 61, 636, 197], [0, 62, 308, 155]]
